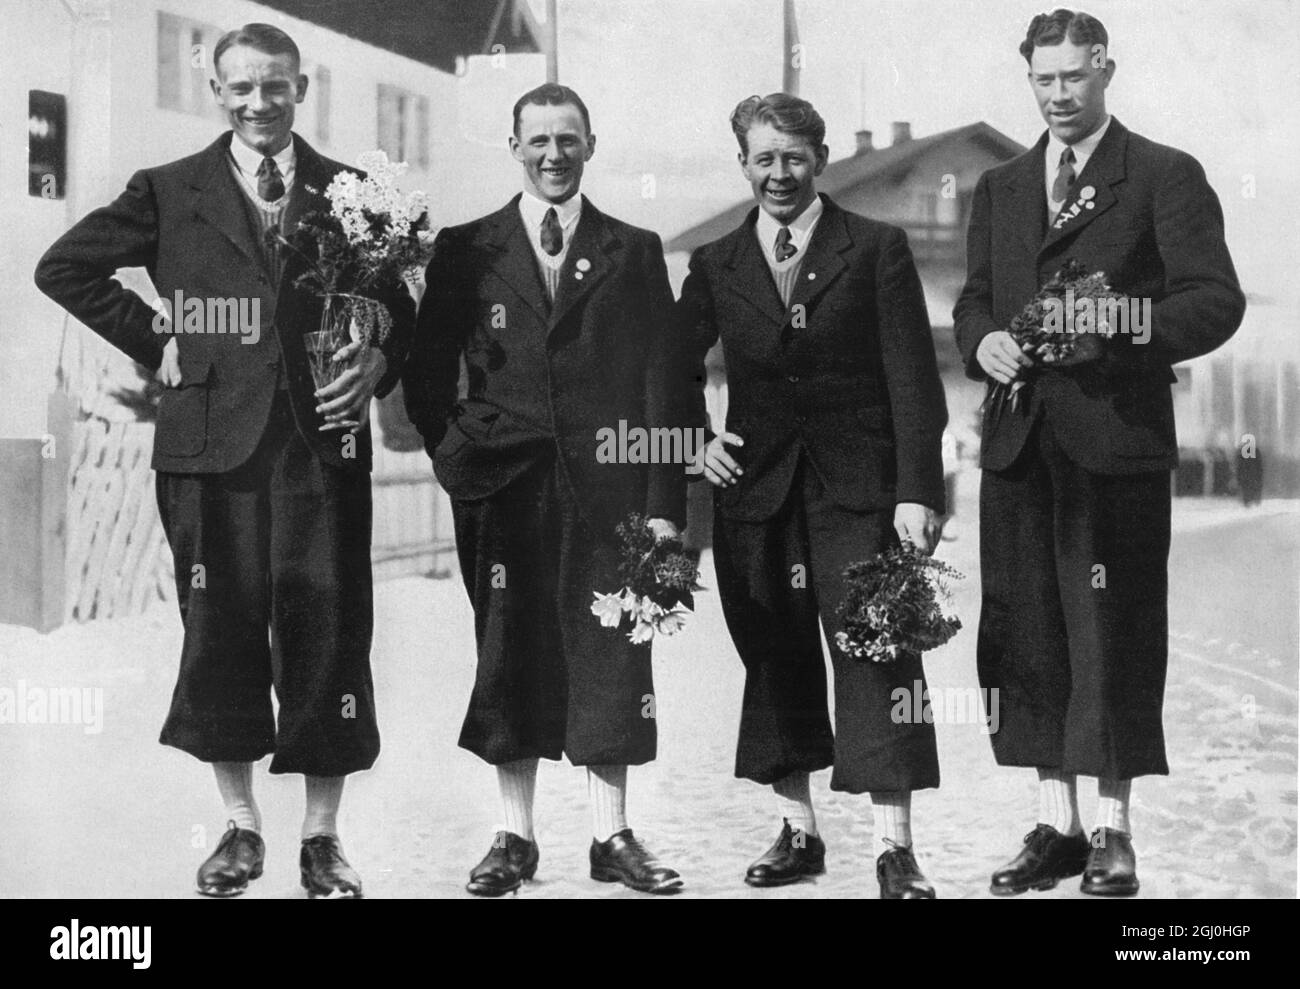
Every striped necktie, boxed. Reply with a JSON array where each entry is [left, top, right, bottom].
[[1051, 147, 1076, 205], [774, 225, 797, 262], [257, 157, 285, 202]]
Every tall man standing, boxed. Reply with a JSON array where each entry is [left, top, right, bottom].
[[679, 94, 949, 898], [954, 9, 1244, 896], [404, 84, 688, 896], [36, 24, 413, 898]]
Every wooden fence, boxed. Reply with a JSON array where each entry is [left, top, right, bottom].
[[65, 420, 174, 621], [64, 414, 457, 622]]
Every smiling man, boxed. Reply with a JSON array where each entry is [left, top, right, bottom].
[[677, 93, 949, 898], [404, 83, 689, 896], [954, 9, 1244, 897], [35, 23, 413, 899]]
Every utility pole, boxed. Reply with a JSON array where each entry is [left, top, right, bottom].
[[546, 0, 558, 82]]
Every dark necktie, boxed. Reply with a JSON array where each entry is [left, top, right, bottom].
[[257, 156, 285, 202], [1051, 147, 1076, 205], [540, 206, 563, 257], [774, 225, 797, 262]]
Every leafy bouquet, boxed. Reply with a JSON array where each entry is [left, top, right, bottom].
[[835, 542, 963, 663], [269, 151, 433, 389], [591, 514, 703, 645], [988, 258, 1125, 415]]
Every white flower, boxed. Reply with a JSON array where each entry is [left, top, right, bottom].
[[634, 596, 665, 624], [652, 610, 688, 636], [628, 619, 656, 645], [591, 591, 626, 629]]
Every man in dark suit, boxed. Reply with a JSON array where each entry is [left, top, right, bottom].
[[954, 9, 1245, 896], [678, 94, 949, 898], [403, 84, 689, 896], [35, 24, 413, 898]]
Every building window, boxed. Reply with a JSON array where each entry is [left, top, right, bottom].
[[157, 11, 224, 118], [29, 91, 67, 199], [377, 84, 429, 169], [315, 65, 332, 145]]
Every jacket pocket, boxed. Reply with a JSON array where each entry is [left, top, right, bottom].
[[154, 358, 212, 458]]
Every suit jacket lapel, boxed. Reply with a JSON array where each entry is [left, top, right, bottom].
[[548, 197, 617, 334], [190, 132, 261, 267], [273, 135, 336, 330], [1041, 118, 1127, 254], [786, 195, 851, 314], [483, 197, 550, 324], [284, 133, 332, 234], [1004, 134, 1049, 260], [721, 209, 789, 327]]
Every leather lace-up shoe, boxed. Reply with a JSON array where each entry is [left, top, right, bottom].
[[300, 834, 363, 899], [467, 831, 539, 897], [876, 840, 936, 899], [1081, 827, 1139, 897], [196, 820, 265, 898], [745, 819, 826, 887], [590, 829, 683, 894], [990, 824, 1089, 896]]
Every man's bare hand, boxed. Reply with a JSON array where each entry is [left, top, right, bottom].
[[315, 340, 387, 433], [894, 502, 940, 556], [976, 330, 1033, 385], [646, 517, 679, 543], [155, 337, 181, 387], [697, 431, 744, 488]]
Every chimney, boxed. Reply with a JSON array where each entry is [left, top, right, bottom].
[[891, 121, 912, 145], [854, 129, 873, 155]]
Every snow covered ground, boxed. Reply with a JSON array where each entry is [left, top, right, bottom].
[[1, 488, 1295, 898]]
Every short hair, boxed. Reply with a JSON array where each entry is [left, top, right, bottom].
[[512, 83, 591, 137], [1019, 8, 1109, 63], [730, 93, 826, 157], [213, 23, 302, 77]]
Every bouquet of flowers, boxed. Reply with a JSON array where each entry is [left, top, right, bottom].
[[834, 542, 963, 663], [269, 151, 433, 389], [590, 514, 703, 645], [988, 258, 1125, 415]]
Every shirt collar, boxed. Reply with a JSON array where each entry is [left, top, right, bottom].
[[755, 193, 825, 259], [519, 187, 583, 232], [1046, 114, 1112, 177], [229, 132, 296, 183]]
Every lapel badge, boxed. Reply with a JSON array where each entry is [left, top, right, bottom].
[[807, 271, 817, 280], [576, 258, 591, 272]]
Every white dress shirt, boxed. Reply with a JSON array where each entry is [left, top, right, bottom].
[[755, 193, 825, 269], [229, 133, 296, 209], [518, 187, 582, 273], [1045, 114, 1111, 215]]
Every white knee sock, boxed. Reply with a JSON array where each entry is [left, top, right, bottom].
[[871, 791, 912, 858], [587, 764, 629, 841], [773, 771, 818, 836], [303, 775, 345, 840], [213, 761, 260, 832], [497, 758, 538, 840], [1096, 777, 1132, 833], [1037, 768, 1082, 835]]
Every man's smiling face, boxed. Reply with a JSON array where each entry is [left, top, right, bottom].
[[739, 123, 827, 224], [510, 101, 595, 204], [211, 45, 307, 156]]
